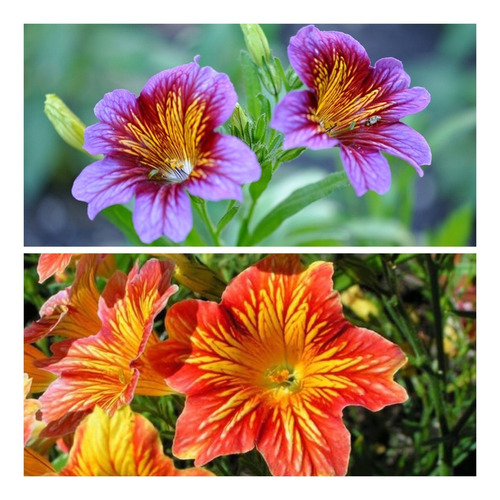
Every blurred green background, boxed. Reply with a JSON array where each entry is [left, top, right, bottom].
[[24, 24, 476, 246]]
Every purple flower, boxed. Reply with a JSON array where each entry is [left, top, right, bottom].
[[72, 57, 261, 243], [271, 25, 431, 196]]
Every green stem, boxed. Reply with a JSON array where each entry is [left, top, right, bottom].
[[425, 255, 448, 384], [195, 201, 221, 246], [425, 254, 453, 475], [237, 197, 257, 245]]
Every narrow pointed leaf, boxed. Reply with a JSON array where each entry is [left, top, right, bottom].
[[240, 50, 262, 120]]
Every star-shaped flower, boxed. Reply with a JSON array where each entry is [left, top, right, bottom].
[[148, 254, 408, 475]]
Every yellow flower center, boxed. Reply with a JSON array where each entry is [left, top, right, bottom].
[[265, 365, 301, 393], [120, 88, 209, 184], [311, 55, 389, 138]]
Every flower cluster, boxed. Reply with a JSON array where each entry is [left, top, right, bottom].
[[50, 24, 430, 245], [25, 254, 408, 476]]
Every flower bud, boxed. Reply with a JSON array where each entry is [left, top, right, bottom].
[[230, 103, 249, 136], [44, 94, 86, 152], [240, 24, 272, 67], [158, 254, 226, 301], [260, 62, 282, 97]]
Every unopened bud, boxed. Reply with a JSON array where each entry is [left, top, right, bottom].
[[44, 94, 86, 152], [240, 24, 272, 67], [230, 103, 249, 136], [157, 254, 226, 301]]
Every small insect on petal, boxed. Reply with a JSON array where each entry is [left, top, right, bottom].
[[365, 115, 381, 126]]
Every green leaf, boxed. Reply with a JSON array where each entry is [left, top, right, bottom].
[[273, 56, 290, 92], [216, 203, 240, 235], [247, 171, 350, 245], [101, 205, 176, 246], [252, 113, 268, 143], [249, 161, 273, 202], [286, 66, 303, 90], [428, 204, 474, 246], [240, 50, 262, 120], [277, 147, 305, 164], [258, 94, 272, 122]]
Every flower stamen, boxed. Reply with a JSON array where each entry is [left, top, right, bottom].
[[266, 365, 300, 392]]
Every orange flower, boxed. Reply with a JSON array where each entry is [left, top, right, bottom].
[[59, 405, 213, 476], [148, 255, 408, 476], [24, 254, 102, 343], [39, 259, 177, 437]]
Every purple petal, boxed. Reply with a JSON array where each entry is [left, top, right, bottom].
[[71, 158, 146, 219], [370, 58, 431, 120], [133, 183, 192, 243], [371, 58, 411, 92], [352, 122, 432, 174], [288, 25, 370, 92], [340, 146, 392, 196], [271, 90, 339, 150], [186, 134, 261, 202], [84, 89, 139, 156]]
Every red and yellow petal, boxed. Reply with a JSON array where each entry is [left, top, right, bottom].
[[37, 253, 73, 283], [39, 334, 140, 435], [303, 324, 408, 412], [257, 394, 350, 476], [24, 289, 70, 343], [221, 255, 344, 366], [98, 259, 177, 357], [60, 405, 213, 476], [173, 386, 264, 465]]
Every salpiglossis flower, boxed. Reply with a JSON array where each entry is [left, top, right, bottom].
[[38, 259, 177, 437], [24, 254, 103, 344], [271, 25, 431, 196], [148, 254, 408, 476], [72, 57, 261, 243], [59, 405, 213, 476]]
